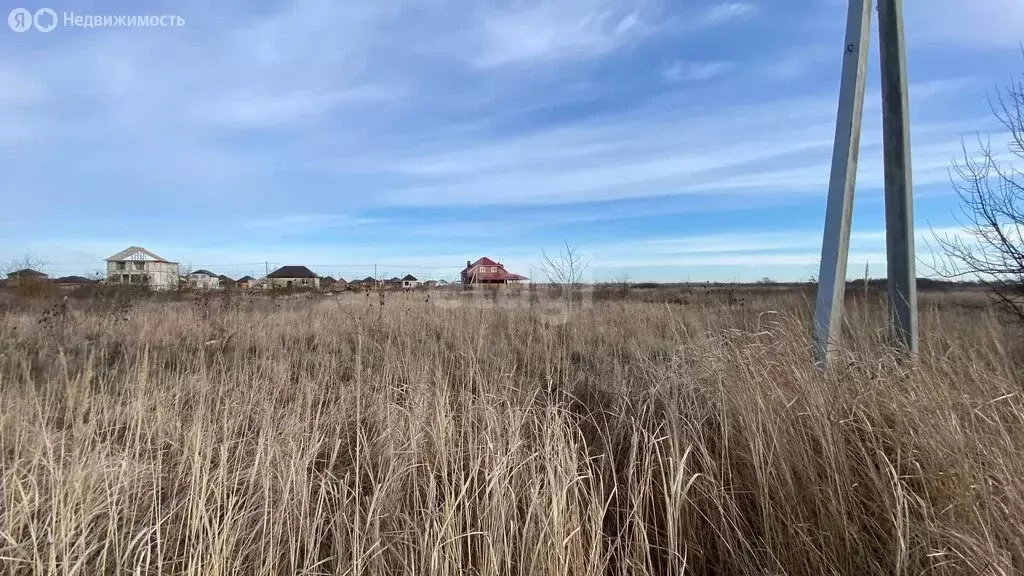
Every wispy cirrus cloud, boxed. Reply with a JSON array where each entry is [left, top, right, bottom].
[[700, 2, 757, 26], [467, 1, 650, 68], [909, 0, 1024, 48], [662, 60, 734, 82]]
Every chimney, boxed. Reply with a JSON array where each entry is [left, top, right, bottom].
[[466, 260, 471, 269]]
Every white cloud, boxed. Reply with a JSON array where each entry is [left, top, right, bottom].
[[663, 60, 734, 82], [205, 85, 402, 128], [239, 214, 382, 230], [468, 1, 652, 68], [358, 79, 977, 207], [701, 2, 757, 26], [907, 0, 1024, 48]]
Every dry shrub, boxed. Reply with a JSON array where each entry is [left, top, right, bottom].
[[0, 292, 1021, 575]]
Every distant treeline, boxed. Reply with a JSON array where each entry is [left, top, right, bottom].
[[621, 278, 986, 291]]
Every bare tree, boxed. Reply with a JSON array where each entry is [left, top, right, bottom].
[[3, 253, 48, 276], [933, 61, 1024, 322], [539, 240, 589, 291]]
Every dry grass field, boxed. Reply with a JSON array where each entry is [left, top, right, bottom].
[[1, 287, 1022, 575]]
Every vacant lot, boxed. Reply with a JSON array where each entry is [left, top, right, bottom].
[[1, 289, 1022, 575]]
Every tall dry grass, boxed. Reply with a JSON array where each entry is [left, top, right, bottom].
[[0, 290, 1022, 575]]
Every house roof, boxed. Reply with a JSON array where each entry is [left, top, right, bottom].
[[268, 265, 317, 278], [460, 257, 526, 282], [402, 274, 418, 281], [106, 246, 175, 263], [54, 275, 94, 284], [361, 276, 376, 283], [7, 268, 47, 278], [218, 274, 234, 283], [461, 257, 500, 273], [237, 276, 256, 282], [191, 269, 217, 277], [336, 277, 347, 284], [322, 276, 336, 282]]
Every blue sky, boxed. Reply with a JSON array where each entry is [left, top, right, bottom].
[[1, 0, 1022, 282]]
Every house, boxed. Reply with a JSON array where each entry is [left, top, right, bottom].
[[106, 246, 180, 290], [422, 280, 438, 288], [336, 277, 348, 288], [353, 276, 377, 289], [236, 275, 257, 289], [54, 276, 96, 290], [401, 274, 419, 289], [188, 269, 220, 290], [460, 257, 529, 286], [6, 268, 48, 288], [321, 276, 337, 289], [388, 276, 401, 287], [218, 274, 235, 288], [267, 265, 320, 289]]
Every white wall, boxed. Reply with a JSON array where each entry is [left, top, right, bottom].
[[106, 260, 180, 290], [188, 274, 220, 290]]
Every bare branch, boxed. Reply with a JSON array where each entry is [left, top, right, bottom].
[[934, 63, 1024, 323]]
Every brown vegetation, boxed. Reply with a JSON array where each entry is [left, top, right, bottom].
[[1, 289, 1022, 575]]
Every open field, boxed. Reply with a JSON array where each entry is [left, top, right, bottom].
[[1, 288, 1022, 575]]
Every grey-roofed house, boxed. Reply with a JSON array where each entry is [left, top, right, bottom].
[[267, 265, 320, 289], [236, 275, 257, 289], [6, 268, 48, 288], [54, 275, 96, 290], [188, 269, 220, 290]]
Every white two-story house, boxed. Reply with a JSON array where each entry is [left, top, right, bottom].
[[105, 246, 180, 290]]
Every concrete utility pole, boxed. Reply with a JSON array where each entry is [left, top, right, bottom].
[[813, 0, 872, 367], [877, 0, 918, 353], [813, 0, 917, 367]]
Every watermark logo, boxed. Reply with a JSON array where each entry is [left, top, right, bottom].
[[8, 8, 184, 32], [8, 7, 56, 32]]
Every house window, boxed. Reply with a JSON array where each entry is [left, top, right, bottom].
[[121, 274, 129, 283], [491, 266, 497, 272], [133, 261, 145, 271], [116, 262, 126, 270]]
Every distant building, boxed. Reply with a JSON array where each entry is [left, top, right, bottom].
[[6, 268, 48, 288], [54, 276, 96, 290], [401, 274, 419, 289], [188, 270, 220, 290], [353, 276, 378, 289], [217, 274, 234, 287], [422, 280, 438, 288], [460, 257, 528, 286], [236, 275, 257, 289], [321, 276, 337, 289], [267, 265, 319, 289], [105, 246, 180, 290]]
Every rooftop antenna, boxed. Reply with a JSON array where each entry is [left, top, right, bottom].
[[813, 0, 917, 367]]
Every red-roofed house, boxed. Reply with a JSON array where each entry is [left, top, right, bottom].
[[460, 257, 528, 286]]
